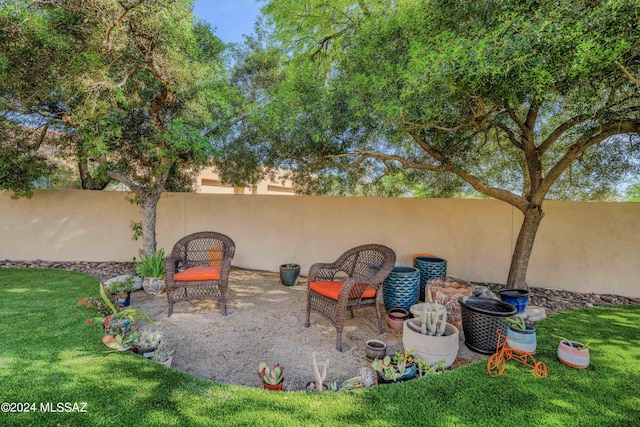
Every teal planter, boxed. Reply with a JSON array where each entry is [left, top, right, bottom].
[[383, 267, 420, 312], [413, 256, 447, 302], [279, 264, 300, 286]]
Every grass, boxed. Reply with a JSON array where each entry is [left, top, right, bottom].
[[1, 268, 639, 426]]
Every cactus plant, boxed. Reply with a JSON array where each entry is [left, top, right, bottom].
[[419, 299, 447, 336]]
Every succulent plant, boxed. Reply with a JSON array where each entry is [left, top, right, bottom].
[[258, 360, 284, 385]]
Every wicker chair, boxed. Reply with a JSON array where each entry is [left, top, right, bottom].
[[165, 231, 235, 317], [305, 244, 396, 351]]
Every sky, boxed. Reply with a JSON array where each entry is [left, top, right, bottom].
[[192, 0, 263, 44]]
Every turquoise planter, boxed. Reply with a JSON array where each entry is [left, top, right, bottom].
[[506, 324, 537, 353], [413, 256, 447, 302], [383, 267, 420, 312]]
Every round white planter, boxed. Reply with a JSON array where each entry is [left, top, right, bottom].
[[402, 318, 459, 369]]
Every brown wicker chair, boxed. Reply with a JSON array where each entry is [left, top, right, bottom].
[[165, 231, 235, 316], [305, 244, 396, 351]]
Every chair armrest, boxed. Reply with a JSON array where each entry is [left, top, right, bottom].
[[308, 262, 340, 282]]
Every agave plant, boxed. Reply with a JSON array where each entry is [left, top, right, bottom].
[[258, 360, 284, 385]]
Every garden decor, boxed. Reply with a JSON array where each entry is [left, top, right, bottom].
[[258, 360, 284, 390], [487, 329, 547, 377], [499, 289, 530, 314], [413, 256, 447, 302], [371, 351, 417, 384], [387, 307, 409, 330], [557, 338, 590, 369], [135, 249, 167, 295], [427, 277, 473, 329], [364, 339, 387, 360], [402, 299, 459, 368], [460, 296, 517, 354], [382, 266, 420, 312], [505, 317, 537, 353], [279, 263, 301, 286]]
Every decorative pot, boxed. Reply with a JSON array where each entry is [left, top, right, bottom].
[[387, 308, 409, 331], [557, 340, 590, 369], [402, 318, 459, 369], [263, 382, 284, 391], [459, 296, 517, 354], [158, 356, 173, 368], [102, 315, 131, 335], [143, 277, 165, 295], [138, 345, 159, 360], [109, 291, 131, 308], [499, 289, 530, 314], [506, 324, 537, 353], [365, 339, 387, 360], [376, 363, 416, 384], [279, 264, 301, 287], [427, 278, 473, 329], [305, 381, 329, 392], [382, 267, 420, 312], [413, 256, 447, 302]]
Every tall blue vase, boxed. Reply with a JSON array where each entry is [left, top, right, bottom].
[[413, 256, 447, 302], [383, 267, 420, 312]]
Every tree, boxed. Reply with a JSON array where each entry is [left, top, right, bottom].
[[260, 0, 640, 289], [1, 0, 231, 255]]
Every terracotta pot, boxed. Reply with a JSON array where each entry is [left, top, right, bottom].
[[387, 308, 409, 330], [263, 382, 284, 391], [557, 340, 590, 369], [402, 318, 459, 369], [158, 356, 173, 368], [427, 278, 473, 329]]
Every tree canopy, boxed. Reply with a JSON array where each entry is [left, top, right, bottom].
[[259, 0, 640, 288]]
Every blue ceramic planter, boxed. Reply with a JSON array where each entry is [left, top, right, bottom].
[[413, 256, 447, 302], [499, 289, 530, 314], [383, 267, 420, 312]]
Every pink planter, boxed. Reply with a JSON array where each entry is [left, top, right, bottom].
[[557, 340, 590, 369]]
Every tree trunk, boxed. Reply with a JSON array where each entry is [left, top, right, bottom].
[[140, 193, 161, 256], [507, 204, 545, 290]]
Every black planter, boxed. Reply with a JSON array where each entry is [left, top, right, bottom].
[[459, 296, 517, 354], [279, 264, 301, 286]]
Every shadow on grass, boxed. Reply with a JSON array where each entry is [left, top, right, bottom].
[[1, 269, 639, 426]]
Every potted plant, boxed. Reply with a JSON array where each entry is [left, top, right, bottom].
[[371, 350, 417, 384], [555, 336, 590, 369], [99, 283, 154, 335], [152, 343, 174, 367], [402, 299, 459, 369], [103, 276, 135, 308], [258, 360, 284, 390], [134, 327, 163, 359], [504, 316, 537, 353], [134, 249, 167, 295], [279, 263, 301, 287], [101, 332, 137, 352], [306, 352, 330, 392], [338, 367, 377, 391]]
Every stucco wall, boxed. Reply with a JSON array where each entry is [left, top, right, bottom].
[[1, 190, 638, 297]]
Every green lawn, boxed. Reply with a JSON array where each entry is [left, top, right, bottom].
[[1, 269, 639, 426]]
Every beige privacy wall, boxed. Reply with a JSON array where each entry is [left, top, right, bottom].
[[0, 190, 638, 297]]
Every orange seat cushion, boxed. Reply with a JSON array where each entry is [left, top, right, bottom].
[[174, 267, 220, 282], [310, 281, 376, 301]]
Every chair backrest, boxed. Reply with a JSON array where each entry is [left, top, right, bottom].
[[335, 244, 396, 281], [171, 231, 235, 269]]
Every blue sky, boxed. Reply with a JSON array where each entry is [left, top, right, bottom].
[[193, 0, 263, 44]]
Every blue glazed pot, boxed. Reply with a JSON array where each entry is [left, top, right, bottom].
[[413, 257, 447, 302], [383, 267, 420, 312], [499, 289, 530, 314]]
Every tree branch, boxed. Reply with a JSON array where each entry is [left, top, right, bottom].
[[615, 61, 640, 85]]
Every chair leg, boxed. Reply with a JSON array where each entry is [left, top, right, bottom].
[[375, 303, 383, 333], [335, 329, 343, 352], [221, 300, 227, 316], [304, 307, 311, 328], [168, 303, 173, 317]]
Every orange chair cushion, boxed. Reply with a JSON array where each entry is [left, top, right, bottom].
[[174, 267, 220, 282], [310, 281, 376, 301]]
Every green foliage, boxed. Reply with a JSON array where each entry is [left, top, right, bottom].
[[134, 249, 166, 278], [2, 269, 640, 426]]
